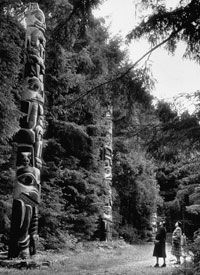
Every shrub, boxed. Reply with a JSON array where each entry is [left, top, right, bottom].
[[118, 225, 142, 244]]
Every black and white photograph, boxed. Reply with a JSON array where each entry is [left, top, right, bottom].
[[0, 0, 199, 274]]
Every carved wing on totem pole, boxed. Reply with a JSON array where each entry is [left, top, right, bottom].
[[8, 3, 45, 259]]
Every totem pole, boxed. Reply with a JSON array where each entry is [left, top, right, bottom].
[[8, 3, 46, 259], [102, 106, 113, 241]]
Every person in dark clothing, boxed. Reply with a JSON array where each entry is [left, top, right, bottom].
[[153, 221, 167, 267]]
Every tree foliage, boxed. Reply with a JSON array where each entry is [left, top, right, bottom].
[[128, 1, 200, 239], [128, 0, 200, 62], [148, 101, 200, 236], [0, 15, 23, 144], [0, 7, 25, 247]]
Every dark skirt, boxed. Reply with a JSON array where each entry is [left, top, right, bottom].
[[153, 242, 166, 258]]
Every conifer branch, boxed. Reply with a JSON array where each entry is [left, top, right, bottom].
[[67, 28, 182, 108]]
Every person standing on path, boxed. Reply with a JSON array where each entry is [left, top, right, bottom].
[[171, 221, 182, 264], [153, 221, 167, 267]]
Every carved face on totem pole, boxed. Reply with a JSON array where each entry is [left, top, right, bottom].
[[23, 76, 44, 103], [21, 152, 31, 167], [15, 152, 41, 205]]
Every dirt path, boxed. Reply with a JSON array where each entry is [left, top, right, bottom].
[[90, 243, 177, 275], [0, 242, 189, 275], [70, 242, 177, 275], [48, 242, 185, 275]]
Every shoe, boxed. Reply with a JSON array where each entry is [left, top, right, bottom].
[[161, 263, 166, 267], [154, 263, 159, 267]]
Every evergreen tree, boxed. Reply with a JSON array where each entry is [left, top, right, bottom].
[[148, 101, 200, 235], [111, 67, 162, 241], [0, 6, 25, 243], [128, 0, 200, 63]]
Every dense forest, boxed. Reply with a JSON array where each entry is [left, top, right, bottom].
[[1, 0, 200, 265]]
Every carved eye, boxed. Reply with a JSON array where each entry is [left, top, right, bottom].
[[33, 83, 40, 91], [18, 175, 33, 186]]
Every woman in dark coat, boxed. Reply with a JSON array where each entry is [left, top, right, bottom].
[[153, 221, 166, 267]]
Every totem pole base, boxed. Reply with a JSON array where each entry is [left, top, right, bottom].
[[0, 251, 51, 270]]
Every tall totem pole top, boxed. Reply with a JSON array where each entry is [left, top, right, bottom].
[[25, 3, 46, 30]]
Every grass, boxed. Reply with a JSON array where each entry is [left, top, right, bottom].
[[0, 241, 183, 275]]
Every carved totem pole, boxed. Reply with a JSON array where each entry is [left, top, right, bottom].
[[102, 106, 113, 241], [8, 3, 46, 259]]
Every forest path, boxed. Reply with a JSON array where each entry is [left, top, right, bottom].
[[44, 242, 187, 275], [68, 242, 177, 275], [0, 242, 190, 275]]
